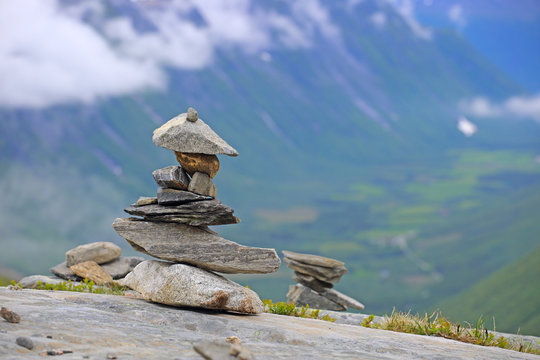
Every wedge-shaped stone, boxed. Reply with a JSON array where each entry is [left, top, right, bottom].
[[51, 257, 144, 280], [293, 272, 333, 292], [124, 199, 238, 226], [282, 250, 346, 268], [118, 260, 263, 314], [283, 257, 346, 283], [66, 242, 122, 267], [70, 261, 113, 285], [112, 218, 280, 274], [175, 151, 220, 178], [188, 172, 217, 197], [134, 196, 158, 206], [157, 188, 212, 206], [287, 284, 345, 311], [152, 166, 190, 190], [49, 263, 80, 281], [152, 111, 238, 156]]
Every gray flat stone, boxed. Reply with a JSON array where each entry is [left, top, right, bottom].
[[101, 256, 145, 279], [118, 260, 264, 314], [18, 275, 69, 289], [157, 188, 213, 206], [282, 250, 345, 268], [188, 172, 217, 197], [134, 196, 158, 206], [287, 284, 346, 311], [283, 258, 346, 284], [65, 242, 122, 267], [51, 257, 144, 281], [152, 112, 238, 156], [112, 218, 281, 274], [124, 199, 239, 226], [1, 288, 538, 359], [293, 272, 333, 292], [152, 165, 190, 190], [50, 262, 80, 281]]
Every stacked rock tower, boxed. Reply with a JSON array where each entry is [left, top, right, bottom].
[[113, 108, 281, 314], [284, 250, 365, 311]]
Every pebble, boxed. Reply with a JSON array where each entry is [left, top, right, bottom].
[[226, 336, 242, 344], [1, 306, 20, 323], [16, 336, 34, 350], [107, 353, 118, 359], [186, 107, 198, 122], [46, 349, 63, 355]]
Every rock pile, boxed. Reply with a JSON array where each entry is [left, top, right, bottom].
[[283, 250, 365, 311], [113, 107, 281, 314], [47, 241, 143, 285], [11, 242, 143, 289]]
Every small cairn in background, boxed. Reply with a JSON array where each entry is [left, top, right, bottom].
[[17, 241, 143, 289], [113, 107, 281, 314], [283, 250, 365, 311]]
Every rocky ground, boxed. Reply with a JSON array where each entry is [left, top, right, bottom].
[[1, 288, 538, 359]]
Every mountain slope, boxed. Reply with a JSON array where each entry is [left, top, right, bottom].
[[438, 244, 540, 336]]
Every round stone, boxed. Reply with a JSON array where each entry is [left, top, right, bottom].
[[16, 336, 34, 350], [186, 107, 198, 122], [175, 151, 220, 178]]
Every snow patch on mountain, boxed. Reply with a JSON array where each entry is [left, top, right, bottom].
[[457, 116, 477, 137]]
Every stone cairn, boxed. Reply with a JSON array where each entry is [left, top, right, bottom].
[[16, 241, 144, 289], [284, 250, 365, 311], [113, 107, 281, 314]]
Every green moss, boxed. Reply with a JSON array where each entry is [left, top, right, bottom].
[[11, 279, 128, 296], [262, 299, 335, 322]]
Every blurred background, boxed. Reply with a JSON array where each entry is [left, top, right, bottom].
[[1, 0, 539, 335]]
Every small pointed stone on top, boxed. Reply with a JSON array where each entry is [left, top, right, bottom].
[[152, 108, 238, 156]]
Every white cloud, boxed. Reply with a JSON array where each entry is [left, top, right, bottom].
[[457, 116, 477, 137], [385, 0, 433, 40], [0, 0, 164, 108], [461, 97, 502, 117], [291, 0, 340, 41], [259, 52, 272, 63], [461, 93, 540, 121], [505, 94, 540, 120], [448, 4, 466, 28], [370, 12, 387, 29], [0, 0, 339, 109]]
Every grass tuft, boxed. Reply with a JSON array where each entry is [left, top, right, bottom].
[[262, 299, 336, 322], [11, 279, 128, 296], [361, 309, 539, 355]]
